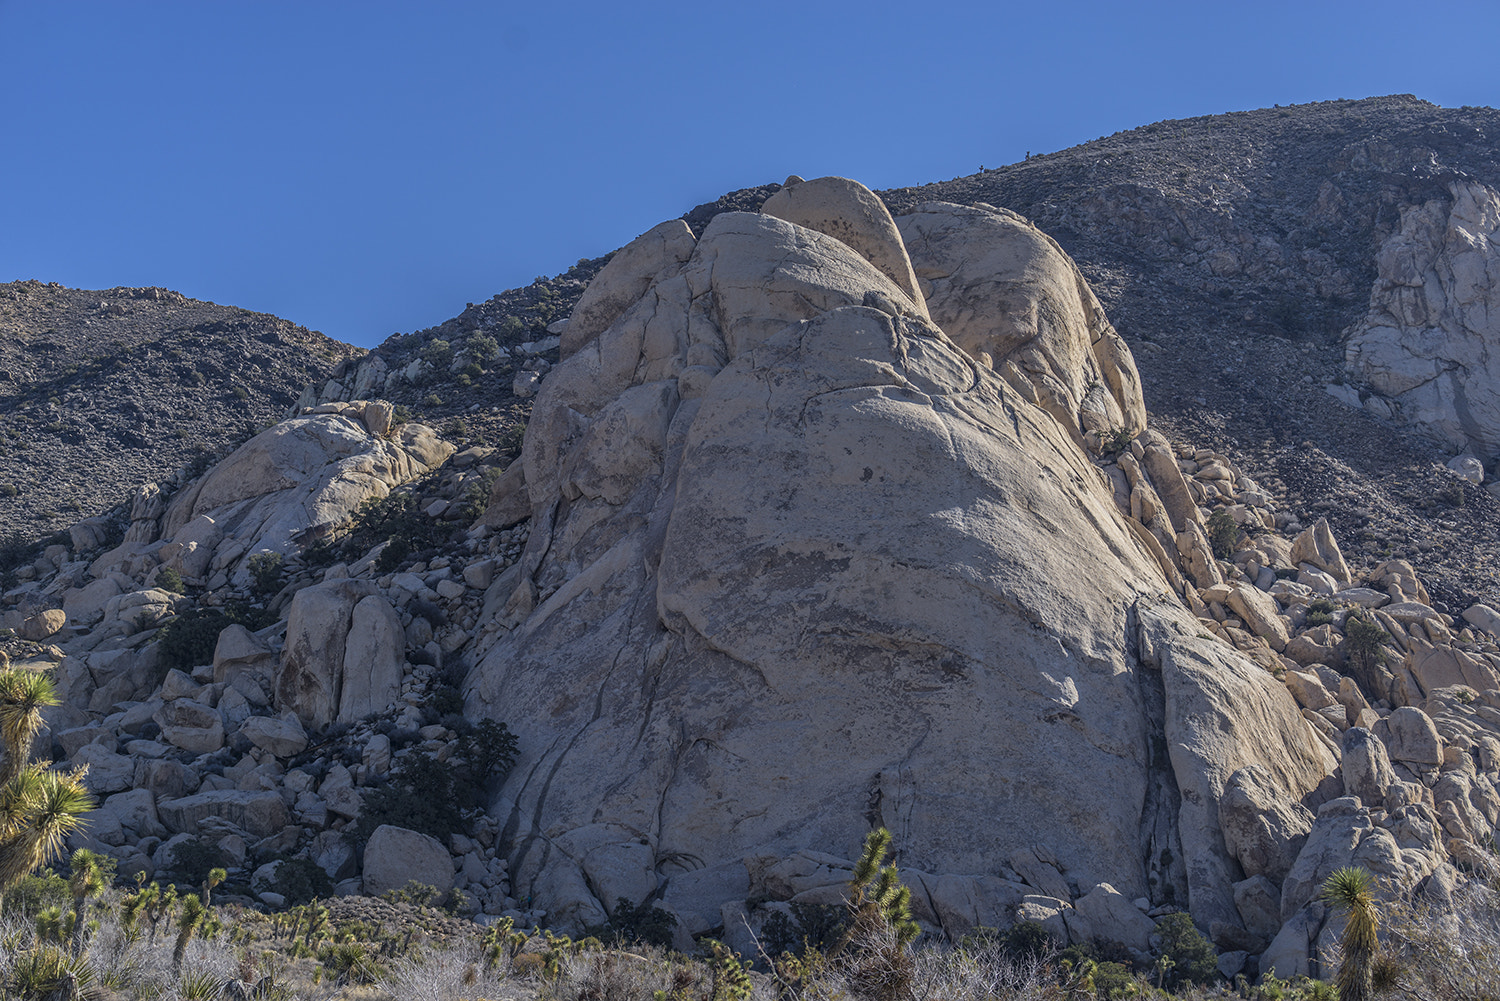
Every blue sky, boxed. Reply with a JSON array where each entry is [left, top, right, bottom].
[[3, 1, 1497, 349]]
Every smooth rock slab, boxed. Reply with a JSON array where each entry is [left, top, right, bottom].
[[362, 825, 453, 900]]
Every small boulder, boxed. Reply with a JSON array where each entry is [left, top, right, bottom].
[[157, 789, 290, 839], [1375, 706, 1443, 767], [1342, 727, 1397, 807], [1071, 882, 1157, 951], [237, 713, 309, 758], [19, 609, 66, 641], [153, 700, 225, 754]]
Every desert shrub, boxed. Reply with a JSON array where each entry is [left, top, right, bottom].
[[1102, 427, 1135, 454], [1155, 911, 1218, 986], [337, 489, 453, 568], [421, 339, 452, 370], [380, 881, 440, 908], [355, 718, 517, 842], [424, 684, 465, 721], [376, 536, 411, 573], [1206, 508, 1240, 559], [466, 333, 500, 364], [163, 838, 228, 888], [2, 872, 69, 918], [424, 393, 443, 408], [763, 901, 851, 957], [271, 858, 334, 906], [1377, 856, 1500, 1001], [1344, 611, 1388, 679], [499, 316, 525, 338], [247, 551, 284, 598], [1305, 597, 1336, 626], [154, 567, 186, 595], [1000, 919, 1056, 962], [587, 897, 678, 948], [155, 609, 229, 675]]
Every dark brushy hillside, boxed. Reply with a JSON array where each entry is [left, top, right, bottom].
[[0, 281, 361, 538]]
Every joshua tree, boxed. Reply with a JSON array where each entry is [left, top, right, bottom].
[[201, 867, 227, 909], [0, 669, 93, 892], [1323, 866, 1379, 1001], [67, 848, 108, 953], [173, 893, 206, 973], [839, 828, 920, 1001]]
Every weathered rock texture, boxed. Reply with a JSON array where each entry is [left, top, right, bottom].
[[88, 405, 451, 594], [1346, 180, 1500, 456], [467, 180, 1330, 939]]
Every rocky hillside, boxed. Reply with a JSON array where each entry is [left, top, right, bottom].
[[368, 95, 1500, 613], [19, 174, 1500, 994], [0, 281, 361, 539]]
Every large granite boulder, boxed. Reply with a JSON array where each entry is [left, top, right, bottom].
[[467, 180, 1331, 939], [91, 407, 452, 589], [276, 579, 403, 729]]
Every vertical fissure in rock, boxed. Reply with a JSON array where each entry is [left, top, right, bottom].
[[1131, 600, 1189, 909]]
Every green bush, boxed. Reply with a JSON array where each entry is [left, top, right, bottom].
[[587, 897, 678, 948], [1344, 611, 1388, 683], [355, 718, 518, 842], [1305, 597, 1336, 626], [1102, 427, 1135, 454], [247, 551, 284, 598], [271, 858, 334, 906], [163, 838, 228, 888], [331, 489, 454, 570], [421, 339, 453, 370], [375, 536, 410, 573], [1, 872, 69, 918], [1155, 911, 1218, 986], [1001, 919, 1056, 962], [467, 333, 500, 364], [1206, 508, 1240, 560], [157, 609, 231, 675], [155, 567, 186, 595], [156, 603, 275, 677]]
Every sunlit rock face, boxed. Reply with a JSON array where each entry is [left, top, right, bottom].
[[467, 178, 1331, 940]]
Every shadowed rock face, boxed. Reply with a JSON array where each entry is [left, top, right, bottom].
[[467, 180, 1330, 938]]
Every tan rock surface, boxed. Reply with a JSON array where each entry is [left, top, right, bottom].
[[469, 194, 1329, 939], [152, 411, 452, 582], [762, 176, 928, 318]]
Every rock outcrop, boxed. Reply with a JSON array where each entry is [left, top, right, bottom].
[[1346, 180, 1500, 458], [85, 404, 451, 598], [466, 179, 1330, 941]]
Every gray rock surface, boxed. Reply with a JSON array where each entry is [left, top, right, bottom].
[[362, 825, 454, 900], [468, 183, 1330, 938]]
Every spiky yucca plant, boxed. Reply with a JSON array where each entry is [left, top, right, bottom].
[[1322, 866, 1379, 1001], [67, 848, 108, 953], [0, 670, 93, 894], [838, 828, 920, 1001]]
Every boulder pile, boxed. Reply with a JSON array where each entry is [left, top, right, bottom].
[[7, 176, 1500, 985]]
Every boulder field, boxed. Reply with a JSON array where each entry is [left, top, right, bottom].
[[12, 176, 1500, 983]]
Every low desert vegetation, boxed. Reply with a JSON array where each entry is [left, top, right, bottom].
[[0, 837, 1486, 999]]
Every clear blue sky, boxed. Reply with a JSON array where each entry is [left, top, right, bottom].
[[3, 1, 1496, 349]]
